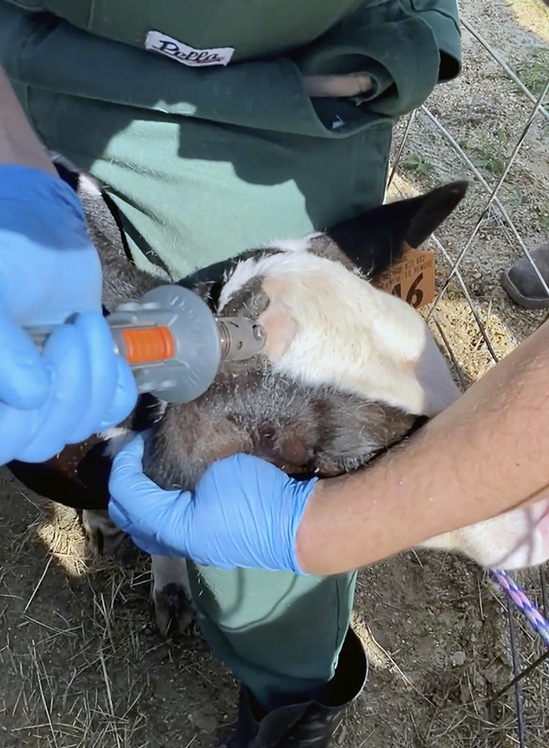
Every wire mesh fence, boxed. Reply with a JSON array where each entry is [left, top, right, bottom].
[[388, 3, 549, 745]]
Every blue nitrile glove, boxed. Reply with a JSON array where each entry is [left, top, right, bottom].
[[0, 165, 137, 464], [108, 434, 318, 573]]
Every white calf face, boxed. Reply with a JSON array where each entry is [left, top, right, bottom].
[[220, 247, 460, 418]]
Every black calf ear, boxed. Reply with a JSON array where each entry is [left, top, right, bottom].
[[325, 181, 468, 278], [51, 155, 80, 193]]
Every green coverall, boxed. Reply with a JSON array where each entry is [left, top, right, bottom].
[[0, 0, 461, 709]]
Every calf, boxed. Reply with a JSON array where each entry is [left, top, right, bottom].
[[8, 168, 549, 635]]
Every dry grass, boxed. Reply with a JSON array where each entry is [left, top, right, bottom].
[[0, 489, 236, 747], [0, 513, 151, 747]]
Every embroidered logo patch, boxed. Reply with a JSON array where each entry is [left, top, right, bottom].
[[145, 31, 234, 67]]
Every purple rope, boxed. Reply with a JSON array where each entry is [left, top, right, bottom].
[[490, 569, 549, 648]]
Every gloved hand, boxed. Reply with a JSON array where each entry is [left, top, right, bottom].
[[0, 165, 137, 464], [108, 434, 318, 573]]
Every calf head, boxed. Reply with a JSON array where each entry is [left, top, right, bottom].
[[142, 183, 466, 490]]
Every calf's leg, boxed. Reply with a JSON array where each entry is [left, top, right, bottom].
[[151, 556, 193, 635], [82, 509, 127, 558]]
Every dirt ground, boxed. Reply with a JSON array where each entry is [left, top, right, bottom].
[[1, 0, 549, 746]]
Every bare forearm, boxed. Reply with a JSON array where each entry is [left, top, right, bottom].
[[0, 67, 56, 174], [296, 319, 549, 575]]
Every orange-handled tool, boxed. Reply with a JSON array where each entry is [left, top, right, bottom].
[[28, 285, 266, 403]]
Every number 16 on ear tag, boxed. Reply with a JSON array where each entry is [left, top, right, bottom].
[[374, 245, 436, 309]]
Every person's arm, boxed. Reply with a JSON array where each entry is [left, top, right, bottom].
[[295, 0, 461, 124], [0, 67, 56, 172], [109, 318, 549, 575]]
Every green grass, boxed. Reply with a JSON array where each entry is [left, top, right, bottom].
[[401, 153, 434, 178], [503, 185, 526, 210], [517, 50, 549, 99], [471, 127, 510, 176]]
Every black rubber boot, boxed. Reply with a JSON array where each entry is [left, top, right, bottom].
[[220, 628, 368, 748], [501, 244, 549, 309]]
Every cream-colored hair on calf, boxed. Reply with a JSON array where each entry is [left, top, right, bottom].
[[222, 250, 459, 417], [422, 497, 549, 569]]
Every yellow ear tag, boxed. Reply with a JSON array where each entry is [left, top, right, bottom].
[[373, 243, 435, 309]]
